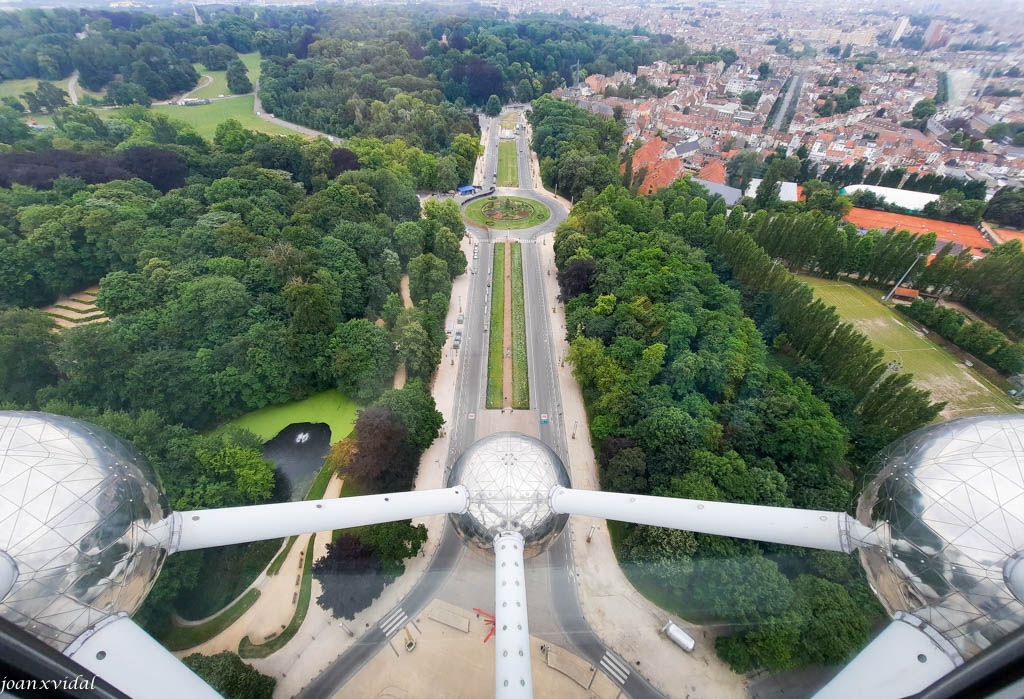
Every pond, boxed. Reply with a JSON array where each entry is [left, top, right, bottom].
[[262, 422, 333, 501]]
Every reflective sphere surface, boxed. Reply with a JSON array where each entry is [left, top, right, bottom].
[[446, 432, 570, 557], [857, 414, 1024, 659], [0, 411, 170, 650]]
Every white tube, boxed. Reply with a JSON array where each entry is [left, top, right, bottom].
[[550, 487, 861, 552], [66, 615, 219, 699], [172, 487, 468, 552], [813, 612, 961, 699], [494, 532, 533, 699]]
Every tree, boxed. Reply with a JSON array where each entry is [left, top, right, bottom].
[[912, 98, 937, 120], [360, 520, 428, 575], [423, 198, 466, 239], [329, 319, 397, 403], [740, 90, 762, 109], [374, 379, 443, 452], [757, 62, 772, 80], [226, 59, 253, 94], [348, 405, 420, 493], [182, 652, 275, 699], [726, 150, 762, 190], [0, 310, 59, 406], [516, 78, 533, 102], [312, 534, 389, 619], [407, 253, 451, 304], [485, 94, 502, 116], [0, 106, 31, 144], [105, 81, 151, 107], [433, 226, 467, 277]]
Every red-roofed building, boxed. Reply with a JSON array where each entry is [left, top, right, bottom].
[[992, 228, 1024, 246], [639, 159, 684, 195], [697, 159, 727, 184], [844, 208, 992, 256]]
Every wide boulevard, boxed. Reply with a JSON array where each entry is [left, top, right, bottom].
[[297, 110, 661, 699]]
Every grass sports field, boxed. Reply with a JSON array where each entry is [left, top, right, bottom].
[[146, 95, 296, 138], [464, 195, 550, 230], [511, 242, 529, 409], [498, 140, 518, 187], [189, 52, 262, 99], [487, 244, 506, 409], [798, 276, 1018, 418], [218, 389, 359, 443]]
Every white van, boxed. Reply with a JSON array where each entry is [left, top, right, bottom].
[[661, 621, 695, 653]]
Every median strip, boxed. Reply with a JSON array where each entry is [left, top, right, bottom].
[[486, 243, 505, 409], [511, 242, 529, 409]]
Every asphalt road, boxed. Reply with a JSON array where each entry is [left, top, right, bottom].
[[296, 111, 662, 699]]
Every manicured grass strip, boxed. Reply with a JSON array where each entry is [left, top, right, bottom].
[[238, 537, 316, 659], [464, 196, 550, 230], [52, 304, 96, 312], [267, 536, 298, 576], [498, 141, 518, 187], [161, 589, 261, 651], [510, 242, 529, 409], [487, 244, 506, 409]]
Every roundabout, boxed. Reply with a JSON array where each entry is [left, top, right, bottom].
[[464, 195, 550, 230]]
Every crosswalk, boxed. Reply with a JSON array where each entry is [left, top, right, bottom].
[[599, 650, 631, 686], [379, 607, 409, 638]]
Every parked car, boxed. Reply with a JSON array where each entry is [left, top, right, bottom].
[[457, 313, 465, 324]]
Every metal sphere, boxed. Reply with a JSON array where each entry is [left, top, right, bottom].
[[0, 411, 170, 651], [446, 432, 570, 558], [857, 414, 1024, 659]]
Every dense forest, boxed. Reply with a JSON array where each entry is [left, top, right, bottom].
[[0, 107, 463, 637], [536, 96, 953, 672], [554, 180, 894, 673]]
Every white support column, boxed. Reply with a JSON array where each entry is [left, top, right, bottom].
[[171, 487, 468, 552], [66, 615, 219, 699], [550, 487, 878, 553], [494, 531, 533, 699]]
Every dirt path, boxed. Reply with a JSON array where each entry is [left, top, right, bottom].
[[67, 71, 79, 105], [503, 240, 513, 409], [174, 475, 345, 657], [394, 275, 414, 389]]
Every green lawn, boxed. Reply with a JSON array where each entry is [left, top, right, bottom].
[[189, 52, 261, 99], [239, 52, 262, 84], [464, 196, 550, 230], [487, 244, 506, 409], [511, 242, 529, 409], [145, 95, 297, 138], [1, 76, 103, 105], [218, 389, 359, 444], [799, 276, 1019, 417], [498, 141, 518, 187], [189, 65, 229, 99]]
